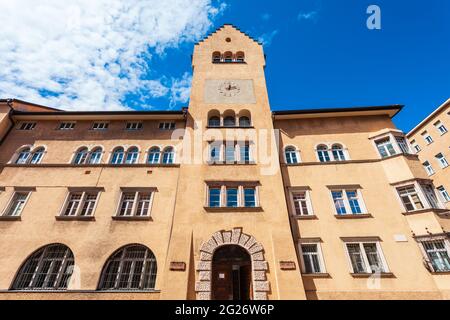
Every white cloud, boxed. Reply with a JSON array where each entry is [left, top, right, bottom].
[[0, 0, 225, 111], [297, 11, 318, 21], [257, 30, 279, 47], [169, 73, 192, 108]]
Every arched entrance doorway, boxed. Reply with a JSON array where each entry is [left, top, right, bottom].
[[212, 245, 252, 300]]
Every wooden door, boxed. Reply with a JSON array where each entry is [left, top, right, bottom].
[[212, 264, 233, 300]]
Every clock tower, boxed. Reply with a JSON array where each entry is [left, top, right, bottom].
[[161, 25, 306, 300]]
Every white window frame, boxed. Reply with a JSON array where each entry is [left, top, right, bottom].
[[58, 122, 76, 130], [418, 238, 450, 273], [422, 131, 434, 145], [289, 189, 314, 216], [60, 190, 101, 217], [434, 121, 448, 136], [343, 241, 389, 274], [437, 186, 450, 203], [126, 122, 143, 131], [284, 146, 300, 164], [92, 122, 109, 131], [206, 184, 259, 208], [2, 191, 32, 217], [159, 122, 176, 131], [394, 181, 443, 212], [115, 190, 155, 218], [423, 161, 435, 176], [410, 140, 421, 153], [435, 153, 449, 169], [329, 188, 367, 216], [298, 242, 326, 274]]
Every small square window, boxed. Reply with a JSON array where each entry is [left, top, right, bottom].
[[159, 122, 176, 131]]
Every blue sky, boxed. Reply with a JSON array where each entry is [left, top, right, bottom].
[[1, 1, 449, 132], [150, 0, 450, 132]]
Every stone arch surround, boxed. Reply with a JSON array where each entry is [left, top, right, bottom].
[[195, 228, 270, 300]]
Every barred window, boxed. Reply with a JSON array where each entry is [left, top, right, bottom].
[[59, 122, 76, 130], [98, 245, 157, 291], [422, 240, 450, 272], [12, 244, 74, 290], [18, 122, 36, 131], [300, 243, 324, 274], [92, 122, 109, 131], [345, 242, 387, 274], [126, 122, 143, 131], [117, 191, 153, 217]]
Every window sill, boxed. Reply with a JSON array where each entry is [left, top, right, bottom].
[[294, 215, 318, 220], [335, 214, 373, 219], [55, 216, 95, 222], [112, 216, 153, 221], [0, 216, 21, 221], [351, 272, 395, 278], [206, 126, 254, 129], [207, 162, 257, 166], [302, 273, 331, 278], [204, 207, 263, 213], [402, 208, 450, 216]]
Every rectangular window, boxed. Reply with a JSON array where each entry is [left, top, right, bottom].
[[422, 131, 434, 145], [300, 243, 325, 274], [423, 161, 435, 176], [92, 122, 109, 130], [159, 122, 176, 130], [434, 121, 448, 135], [209, 143, 222, 163], [117, 191, 153, 217], [207, 184, 259, 209], [225, 144, 236, 163], [209, 142, 252, 164], [292, 191, 311, 216], [4, 192, 31, 217], [208, 188, 222, 208], [422, 240, 450, 272], [345, 242, 387, 274], [411, 140, 421, 153], [226, 188, 239, 208], [62, 191, 99, 217], [239, 143, 251, 164], [421, 184, 441, 209], [438, 186, 450, 202], [18, 122, 36, 131], [397, 185, 424, 212], [126, 122, 143, 131], [331, 189, 365, 215], [375, 138, 397, 158], [436, 153, 449, 168], [59, 122, 76, 130], [244, 188, 256, 207], [395, 136, 411, 154]]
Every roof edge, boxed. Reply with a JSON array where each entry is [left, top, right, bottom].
[[272, 105, 404, 118], [0, 98, 62, 112], [406, 98, 450, 137], [194, 23, 263, 46]]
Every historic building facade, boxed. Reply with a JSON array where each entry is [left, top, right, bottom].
[[0, 25, 449, 300]]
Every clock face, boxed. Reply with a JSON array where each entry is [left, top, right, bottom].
[[218, 81, 241, 97]]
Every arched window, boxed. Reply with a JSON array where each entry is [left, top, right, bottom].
[[285, 147, 299, 164], [29, 147, 45, 164], [98, 245, 157, 291], [15, 147, 31, 164], [236, 51, 245, 62], [125, 147, 139, 164], [332, 144, 346, 161], [111, 147, 125, 165], [89, 147, 103, 164], [162, 147, 175, 164], [11, 244, 74, 291], [239, 116, 251, 127], [148, 147, 161, 164], [74, 147, 89, 165], [317, 145, 331, 163], [209, 116, 221, 127], [212, 51, 221, 63], [224, 116, 236, 127], [224, 51, 233, 63]]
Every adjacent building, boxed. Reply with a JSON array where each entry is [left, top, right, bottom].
[[0, 25, 449, 300]]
